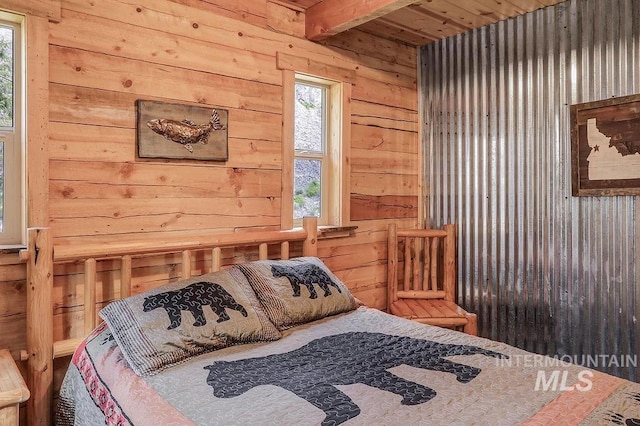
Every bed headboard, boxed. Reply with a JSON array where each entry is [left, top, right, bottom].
[[18, 217, 318, 425]]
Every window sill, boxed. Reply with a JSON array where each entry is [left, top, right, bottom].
[[318, 225, 358, 240], [0, 245, 26, 255]]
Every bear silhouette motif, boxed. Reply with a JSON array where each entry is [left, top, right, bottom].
[[143, 281, 247, 330], [205, 331, 507, 425], [607, 392, 640, 425], [271, 263, 342, 299]]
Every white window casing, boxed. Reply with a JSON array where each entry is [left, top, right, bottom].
[[0, 12, 25, 245]]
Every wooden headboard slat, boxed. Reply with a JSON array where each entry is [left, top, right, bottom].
[[430, 238, 439, 293], [259, 243, 268, 260], [83, 259, 97, 335], [52, 339, 84, 359], [403, 240, 411, 291], [211, 247, 222, 272], [181, 250, 193, 279], [120, 255, 132, 299], [281, 241, 290, 260]]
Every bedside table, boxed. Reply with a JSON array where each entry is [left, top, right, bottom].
[[0, 350, 29, 426]]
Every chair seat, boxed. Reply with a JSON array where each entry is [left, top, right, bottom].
[[389, 299, 477, 334], [390, 298, 467, 320]]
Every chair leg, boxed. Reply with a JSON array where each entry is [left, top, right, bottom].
[[463, 313, 477, 336]]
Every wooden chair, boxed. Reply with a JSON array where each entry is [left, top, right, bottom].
[[387, 223, 477, 335]]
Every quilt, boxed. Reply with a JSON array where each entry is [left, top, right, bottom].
[[57, 307, 640, 425]]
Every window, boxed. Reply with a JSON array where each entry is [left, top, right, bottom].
[[294, 81, 327, 221], [286, 74, 349, 228], [0, 12, 24, 245]]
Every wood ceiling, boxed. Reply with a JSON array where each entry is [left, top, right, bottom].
[[277, 0, 567, 46]]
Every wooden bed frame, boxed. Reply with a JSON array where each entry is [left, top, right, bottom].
[[17, 217, 319, 425]]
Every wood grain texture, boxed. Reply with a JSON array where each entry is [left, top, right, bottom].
[[302, 217, 318, 257], [351, 195, 417, 221], [387, 223, 398, 306], [280, 70, 295, 230], [0, 0, 60, 20], [351, 172, 418, 196], [26, 16, 50, 229], [283, 0, 564, 45], [50, 9, 281, 85], [120, 256, 132, 299], [0, 349, 29, 426], [25, 228, 53, 426], [267, 1, 305, 37], [339, 82, 352, 226], [1, 0, 421, 419], [182, 250, 193, 279], [16, 221, 322, 426], [305, 0, 417, 40], [83, 259, 97, 335], [49, 46, 282, 114], [387, 224, 476, 334], [276, 51, 357, 82]]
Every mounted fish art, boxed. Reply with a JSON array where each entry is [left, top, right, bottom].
[[136, 100, 229, 161], [146, 109, 225, 153]]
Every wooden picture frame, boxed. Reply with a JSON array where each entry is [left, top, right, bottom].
[[136, 100, 228, 161], [571, 94, 640, 196]]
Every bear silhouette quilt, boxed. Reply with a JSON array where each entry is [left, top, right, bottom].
[[205, 332, 507, 426], [237, 257, 356, 330], [59, 307, 640, 426], [99, 268, 280, 376]]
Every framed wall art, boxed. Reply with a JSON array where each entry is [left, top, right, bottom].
[[136, 99, 228, 161], [571, 93, 640, 196]]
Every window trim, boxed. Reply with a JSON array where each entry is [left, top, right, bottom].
[[0, 12, 25, 245], [281, 69, 350, 230]]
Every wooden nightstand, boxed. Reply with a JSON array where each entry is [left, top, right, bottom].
[[0, 350, 29, 426]]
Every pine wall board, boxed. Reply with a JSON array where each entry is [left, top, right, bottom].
[[0, 0, 418, 361]]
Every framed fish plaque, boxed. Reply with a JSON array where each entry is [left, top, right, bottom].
[[136, 100, 228, 161]]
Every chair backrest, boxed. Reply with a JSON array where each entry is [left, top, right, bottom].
[[387, 223, 457, 310]]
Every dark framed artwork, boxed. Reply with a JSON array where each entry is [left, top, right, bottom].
[[571, 94, 640, 196], [136, 100, 228, 161]]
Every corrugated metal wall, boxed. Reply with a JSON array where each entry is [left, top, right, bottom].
[[421, 0, 640, 380]]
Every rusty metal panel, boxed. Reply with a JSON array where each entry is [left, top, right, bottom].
[[421, 0, 640, 380]]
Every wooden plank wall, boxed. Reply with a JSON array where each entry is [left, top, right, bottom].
[[0, 0, 418, 369]]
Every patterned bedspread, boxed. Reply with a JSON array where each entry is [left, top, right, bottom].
[[57, 307, 640, 425]]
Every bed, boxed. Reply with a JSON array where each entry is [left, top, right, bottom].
[[18, 218, 640, 425]]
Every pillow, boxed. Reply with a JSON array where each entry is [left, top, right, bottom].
[[99, 268, 280, 376], [236, 257, 357, 330]]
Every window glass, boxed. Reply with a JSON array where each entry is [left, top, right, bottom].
[[0, 14, 22, 244], [0, 24, 13, 234], [0, 25, 13, 128], [0, 141, 3, 231], [294, 83, 324, 152], [293, 158, 321, 219], [293, 81, 327, 221]]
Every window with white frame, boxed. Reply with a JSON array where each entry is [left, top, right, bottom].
[[0, 13, 24, 245], [293, 80, 327, 221], [291, 75, 347, 227]]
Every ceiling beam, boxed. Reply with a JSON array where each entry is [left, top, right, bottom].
[[305, 0, 418, 41]]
